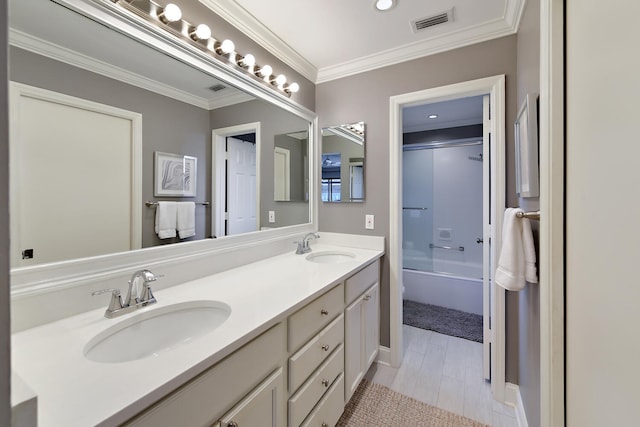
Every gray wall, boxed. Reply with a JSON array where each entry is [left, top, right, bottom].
[[210, 100, 310, 229], [10, 47, 212, 247], [516, 0, 541, 425], [316, 35, 520, 382], [0, 0, 10, 423]]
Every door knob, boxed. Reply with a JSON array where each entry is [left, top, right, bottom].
[[476, 238, 483, 244]]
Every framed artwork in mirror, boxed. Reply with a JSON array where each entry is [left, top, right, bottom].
[[514, 93, 539, 198], [154, 151, 197, 197]]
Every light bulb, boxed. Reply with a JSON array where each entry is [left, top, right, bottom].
[[218, 39, 235, 54], [192, 24, 211, 40], [375, 0, 394, 11], [287, 82, 300, 93], [257, 65, 272, 78], [238, 53, 256, 68], [160, 3, 182, 23], [275, 74, 287, 86]]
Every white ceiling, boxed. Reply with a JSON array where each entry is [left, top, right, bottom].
[[403, 96, 484, 133], [200, 0, 526, 83]]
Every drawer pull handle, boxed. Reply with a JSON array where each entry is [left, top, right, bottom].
[[320, 309, 329, 315], [364, 294, 371, 301], [322, 344, 330, 351], [228, 422, 238, 427], [321, 379, 329, 387]]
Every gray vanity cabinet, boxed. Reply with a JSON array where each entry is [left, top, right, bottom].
[[344, 261, 380, 403]]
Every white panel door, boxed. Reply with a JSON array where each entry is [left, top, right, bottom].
[[11, 85, 140, 267], [274, 147, 290, 201], [227, 137, 257, 235]]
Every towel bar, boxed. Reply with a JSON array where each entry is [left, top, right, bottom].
[[146, 201, 210, 207], [516, 210, 540, 220], [429, 243, 464, 252]]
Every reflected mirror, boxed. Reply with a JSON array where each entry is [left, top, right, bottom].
[[321, 122, 365, 202], [274, 131, 309, 202], [8, 0, 313, 269]]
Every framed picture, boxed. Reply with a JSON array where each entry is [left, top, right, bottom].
[[514, 93, 539, 198], [154, 152, 197, 197]]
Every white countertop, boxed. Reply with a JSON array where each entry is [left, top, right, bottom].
[[11, 242, 383, 427]]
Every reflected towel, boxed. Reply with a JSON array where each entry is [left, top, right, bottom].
[[155, 202, 177, 239], [177, 202, 196, 239], [495, 208, 538, 291]]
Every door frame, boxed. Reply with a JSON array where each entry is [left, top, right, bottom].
[[388, 75, 507, 400], [212, 122, 261, 237]]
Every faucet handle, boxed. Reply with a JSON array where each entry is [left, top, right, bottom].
[[139, 281, 157, 305], [92, 288, 124, 312], [293, 241, 305, 254]]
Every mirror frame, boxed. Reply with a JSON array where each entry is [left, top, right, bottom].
[[10, 0, 318, 296]]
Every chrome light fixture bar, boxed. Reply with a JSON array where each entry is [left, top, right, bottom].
[[112, 0, 300, 98]]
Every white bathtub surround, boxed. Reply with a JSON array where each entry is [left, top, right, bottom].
[[11, 237, 383, 426], [403, 270, 483, 316]]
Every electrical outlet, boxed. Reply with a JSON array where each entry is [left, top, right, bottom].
[[365, 214, 374, 230], [268, 211, 275, 223]]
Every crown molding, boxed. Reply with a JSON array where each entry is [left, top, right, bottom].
[[9, 29, 213, 109], [197, 0, 317, 82], [317, 12, 523, 83]]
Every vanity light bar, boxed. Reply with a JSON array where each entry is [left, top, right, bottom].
[[112, 0, 300, 98]]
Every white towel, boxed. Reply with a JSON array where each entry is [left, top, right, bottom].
[[155, 202, 177, 239], [176, 202, 196, 239], [495, 208, 538, 291]]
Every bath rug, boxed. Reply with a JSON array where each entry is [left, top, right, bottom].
[[337, 379, 489, 427], [403, 300, 483, 343]]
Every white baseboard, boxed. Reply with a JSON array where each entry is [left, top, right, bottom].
[[505, 383, 529, 427], [376, 346, 391, 366]]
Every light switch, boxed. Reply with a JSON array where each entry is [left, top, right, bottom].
[[365, 214, 374, 230], [268, 211, 275, 223]]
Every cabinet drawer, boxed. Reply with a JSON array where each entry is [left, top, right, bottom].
[[345, 260, 379, 304], [288, 345, 344, 427], [125, 323, 285, 427], [301, 374, 345, 427], [289, 314, 344, 393], [289, 283, 344, 352]]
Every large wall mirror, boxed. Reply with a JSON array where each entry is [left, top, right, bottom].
[[321, 122, 365, 202], [8, 0, 316, 288]]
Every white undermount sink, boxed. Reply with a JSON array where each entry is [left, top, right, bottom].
[[84, 300, 231, 363], [305, 251, 356, 264]]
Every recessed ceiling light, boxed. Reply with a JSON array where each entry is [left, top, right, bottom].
[[375, 0, 395, 12], [428, 114, 438, 119]]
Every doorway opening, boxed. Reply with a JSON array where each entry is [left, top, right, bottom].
[[389, 75, 508, 401], [212, 122, 261, 238]]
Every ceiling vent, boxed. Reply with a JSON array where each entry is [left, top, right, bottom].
[[209, 84, 226, 92], [411, 8, 453, 33]]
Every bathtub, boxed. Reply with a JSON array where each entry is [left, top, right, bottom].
[[402, 257, 483, 315]]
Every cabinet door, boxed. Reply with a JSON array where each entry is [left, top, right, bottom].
[[363, 283, 379, 369], [219, 368, 284, 427], [344, 296, 364, 402]]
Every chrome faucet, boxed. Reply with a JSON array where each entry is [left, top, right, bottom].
[[295, 232, 320, 254], [92, 269, 160, 318]]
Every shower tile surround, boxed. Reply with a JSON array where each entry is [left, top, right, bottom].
[[364, 325, 518, 426], [11, 232, 383, 426]]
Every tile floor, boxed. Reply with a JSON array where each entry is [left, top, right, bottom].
[[363, 324, 518, 426]]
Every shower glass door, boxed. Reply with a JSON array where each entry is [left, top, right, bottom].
[[402, 141, 483, 279]]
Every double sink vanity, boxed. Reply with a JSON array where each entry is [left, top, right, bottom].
[[11, 235, 384, 426]]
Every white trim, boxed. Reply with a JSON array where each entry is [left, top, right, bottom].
[[376, 346, 391, 366], [539, 0, 565, 425], [317, 16, 519, 84], [9, 82, 142, 266], [388, 75, 507, 401], [274, 147, 291, 201], [505, 383, 529, 427], [197, 0, 317, 82], [212, 123, 262, 237]]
